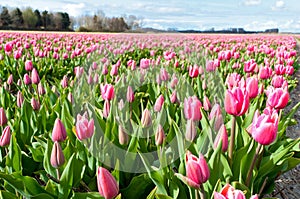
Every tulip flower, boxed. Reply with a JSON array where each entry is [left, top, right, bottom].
[[258, 65, 272, 79], [154, 95, 164, 112], [103, 100, 110, 118], [118, 125, 129, 145], [0, 108, 8, 126], [17, 91, 24, 108], [76, 112, 94, 140], [185, 151, 210, 189], [101, 84, 115, 101], [246, 76, 259, 99], [209, 103, 224, 132], [155, 124, 165, 146], [0, 126, 11, 147], [214, 124, 228, 152], [61, 75, 68, 88], [140, 58, 150, 69], [224, 87, 249, 116], [271, 75, 286, 88], [25, 60, 33, 71], [141, 109, 152, 127], [126, 86, 134, 103], [7, 74, 13, 85], [97, 167, 119, 199], [248, 109, 278, 145], [31, 68, 40, 84], [266, 87, 289, 109], [24, 73, 31, 85], [50, 141, 65, 168], [203, 95, 211, 111], [186, 119, 197, 142], [170, 90, 179, 104], [184, 96, 202, 121], [189, 65, 199, 78], [110, 64, 119, 76], [52, 118, 67, 142], [213, 184, 258, 199], [31, 98, 40, 110]]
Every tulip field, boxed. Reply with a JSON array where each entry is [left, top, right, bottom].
[[0, 31, 300, 199]]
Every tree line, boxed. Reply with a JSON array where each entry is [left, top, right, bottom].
[[0, 6, 143, 32]]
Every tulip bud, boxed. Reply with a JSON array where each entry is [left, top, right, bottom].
[[154, 95, 164, 112], [75, 113, 94, 141], [17, 91, 24, 108], [31, 68, 40, 84], [31, 98, 40, 110], [184, 96, 202, 121], [118, 125, 129, 145], [97, 167, 119, 199], [38, 82, 46, 95], [67, 92, 74, 104], [170, 90, 179, 104], [0, 108, 8, 126], [50, 141, 65, 168], [103, 100, 110, 119], [141, 109, 152, 128], [155, 124, 165, 146], [25, 60, 33, 71], [0, 126, 11, 147], [7, 74, 13, 85], [101, 84, 115, 101], [225, 87, 249, 116], [186, 119, 197, 142], [126, 86, 134, 103], [214, 124, 228, 152], [61, 75, 68, 88], [52, 118, 67, 142], [203, 95, 211, 111], [24, 73, 31, 85]]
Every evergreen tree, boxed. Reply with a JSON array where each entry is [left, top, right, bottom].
[[11, 8, 24, 27], [34, 9, 42, 28], [0, 7, 12, 26]]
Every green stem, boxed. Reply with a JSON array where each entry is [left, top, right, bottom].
[[229, 116, 236, 166], [56, 168, 61, 181], [199, 185, 205, 199], [245, 143, 263, 187]]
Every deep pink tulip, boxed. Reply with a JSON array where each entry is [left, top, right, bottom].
[[271, 75, 286, 88], [140, 58, 150, 69], [170, 90, 178, 104], [189, 65, 199, 78], [244, 59, 257, 73], [101, 84, 115, 101], [50, 141, 65, 168], [266, 87, 289, 109], [259, 65, 272, 79], [103, 100, 110, 118], [209, 103, 224, 132], [185, 151, 210, 189], [17, 91, 24, 108], [214, 124, 228, 152], [52, 118, 67, 142], [110, 64, 119, 76], [184, 96, 202, 121], [97, 167, 119, 199], [225, 87, 249, 116], [0, 108, 8, 126], [76, 112, 94, 140], [4, 42, 13, 53], [155, 124, 165, 146], [126, 86, 134, 103], [214, 184, 258, 199], [246, 76, 259, 99], [154, 95, 164, 112], [0, 126, 11, 147], [274, 64, 286, 75], [203, 95, 211, 111], [7, 74, 13, 85], [31, 98, 40, 110], [24, 73, 31, 85], [31, 68, 40, 84], [248, 109, 278, 145]]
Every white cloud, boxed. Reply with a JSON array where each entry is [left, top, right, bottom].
[[65, 3, 85, 16], [244, 0, 262, 6], [272, 0, 285, 10]]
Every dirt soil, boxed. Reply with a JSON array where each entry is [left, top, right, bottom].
[[264, 37, 300, 199]]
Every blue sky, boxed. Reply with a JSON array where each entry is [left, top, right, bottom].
[[1, 0, 300, 32]]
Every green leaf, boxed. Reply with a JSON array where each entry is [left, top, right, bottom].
[[121, 174, 154, 199], [155, 194, 173, 199], [43, 139, 56, 178], [0, 190, 18, 199], [71, 192, 103, 199], [6, 134, 22, 173]]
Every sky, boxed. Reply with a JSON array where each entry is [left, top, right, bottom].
[[1, 0, 300, 32]]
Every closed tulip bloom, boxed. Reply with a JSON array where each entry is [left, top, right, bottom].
[[61, 75, 68, 88], [110, 64, 118, 76], [25, 60, 33, 71], [0, 126, 11, 147], [225, 87, 249, 116], [141, 108, 152, 127], [7, 74, 13, 85], [31, 98, 40, 110], [184, 96, 202, 121], [185, 151, 210, 189], [126, 86, 134, 103], [203, 95, 211, 111], [52, 118, 67, 142], [186, 119, 197, 142], [160, 68, 170, 81], [17, 91, 24, 108], [258, 65, 272, 79], [31, 68, 40, 84], [271, 75, 286, 88], [209, 103, 224, 132], [213, 124, 228, 152], [50, 141, 65, 168], [101, 84, 115, 101], [140, 58, 150, 69], [76, 113, 94, 140], [38, 82, 46, 95], [155, 124, 165, 146], [103, 100, 110, 118], [154, 95, 164, 112], [24, 73, 31, 85], [118, 125, 129, 145], [97, 167, 119, 199], [246, 76, 258, 99], [189, 65, 199, 78], [244, 59, 257, 73], [170, 90, 179, 104], [249, 109, 278, 145], [0, 108, 8, 126], [266, 87, 289, 109]]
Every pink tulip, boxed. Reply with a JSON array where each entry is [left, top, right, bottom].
[[52, 118, 67, 142], [31, 68, 40, 84], [189, 65, 199, 78], [244, 59, 257, 73], [17, 91, 24, 108], [154, 95, 164, 112], [110, 64, 118, 76], [24, 73, 31, 85], [0, 108, 8, 126], [103, 100, 110, 118], [0, 126, 11, 147], [203, 95, 211, 111], [214, 184, 258, 199], [38, 82, 46, 95], [214, 124, 228, 152], [184, 96, 202, 121], [126, 86, 134, 103], [209, 103, 224, 132], [31, 98, 40, 110], [185, 151, 210, 189], [118, 125, 129, 145], [246, 76, 258, 99], [186, 119, 197, 141], [155, 124, 165, 146], [140, 58, 150, 69], [76, 112, 94, 140], [61, 75, 68, 88], [97, 167, 119, 199], [258, 65, 272, 79], [225, 73, 241, 89], [271, 75, 286, 88], [170, 90, 179, 104], [7, 74, 13, 85], [274, 64, 286, 75], [225, 87, 249, 116], [266, 87, 289, 109], [101, 84, 115, 101], [248, 109, 278, 145], [50, 141, 65, 168], [4, 42, 13, 53], [141, 109, 152, 127]]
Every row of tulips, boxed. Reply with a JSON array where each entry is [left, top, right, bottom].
[[0, 32, 299, 199]]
